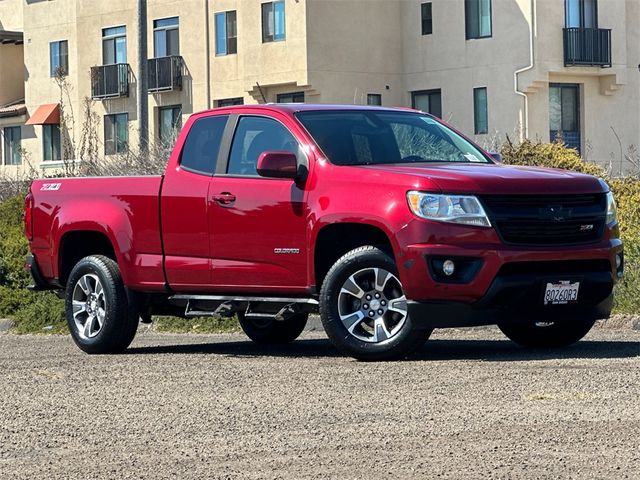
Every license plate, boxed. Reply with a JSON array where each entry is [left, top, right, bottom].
[[544, 281, 580, 305]]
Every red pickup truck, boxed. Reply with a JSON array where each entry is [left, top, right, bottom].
[[25, 104, 624, 360]]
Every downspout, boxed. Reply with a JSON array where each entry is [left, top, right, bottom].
[[514, 0, 536, 140], [204, 0, 211, 109]]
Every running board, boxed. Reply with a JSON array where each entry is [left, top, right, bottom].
[[170, 294, 319, 305], [169, 294, 319, 319]]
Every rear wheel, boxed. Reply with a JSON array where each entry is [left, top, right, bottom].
[[239, 312, 308, 344], [65, 255, 139, 354], [319, 246, 431, 361], [498, 318, 597, 348]]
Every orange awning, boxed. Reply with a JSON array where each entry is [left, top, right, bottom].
[[26, 103, 60, 125]]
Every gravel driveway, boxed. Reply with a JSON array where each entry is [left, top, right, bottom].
[[0, 327, 638, 479]]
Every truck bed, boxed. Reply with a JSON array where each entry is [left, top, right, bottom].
[[30, 176, 165, 289]]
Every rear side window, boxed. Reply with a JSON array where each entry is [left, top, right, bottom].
[[180, 115, 228, 174], [227, 116, 298, 176]]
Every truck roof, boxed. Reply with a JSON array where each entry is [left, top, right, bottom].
[[197, 103, 417, 116]]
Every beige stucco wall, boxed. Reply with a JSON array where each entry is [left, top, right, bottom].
[[210, 0, 309, 104], [305, 0, 403, 106], [0, 0, 22, 31]]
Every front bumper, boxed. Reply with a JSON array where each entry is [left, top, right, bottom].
[[408, 270, 614, 329]]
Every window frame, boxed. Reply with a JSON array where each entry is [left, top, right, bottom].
[[215, 10, 238, 56], [43, 124, 61, 162], [465, 0, 492, 40], [50, 40, 69, 77], [473, 87, 489, 135], [178, 114, 230, 176], [153, 17, 180, 58], [158, 105, 183, 144], [276, 91, 305, 104], [411, 89, 442, 118], [104, 112, 129, 156], [565, 0, 598, 29], [216, 97, 244, 107], [262, 1, 286, 43], [366, 94, 382, 106], [102, 25, 127, 65], [421, 3, 433, 35], [2, 126, 21, 166], [223, 114, 302, 178]]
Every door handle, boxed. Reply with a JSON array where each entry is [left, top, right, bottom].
[[212, 192, 236, 205]]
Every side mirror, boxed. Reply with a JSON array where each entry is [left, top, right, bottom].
[[257, 151, 299, 179], [489, 152, 503, 163]]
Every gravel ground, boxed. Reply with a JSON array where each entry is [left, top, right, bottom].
[[0, 327, 638, 480]]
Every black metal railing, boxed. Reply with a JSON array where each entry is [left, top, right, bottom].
[[91, 63, 130, 99], [148, 56, 183, 93], [563, 28, 612, 67]]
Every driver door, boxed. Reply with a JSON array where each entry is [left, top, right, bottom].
[[207, 114, 309, 292]]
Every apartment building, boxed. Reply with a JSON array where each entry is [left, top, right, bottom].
[[0, 0, 638, 174]]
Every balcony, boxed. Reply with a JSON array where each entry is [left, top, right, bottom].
[[563, 28, 612, 67], [91, 63, 130, 99], [148, 56, 183, 93]]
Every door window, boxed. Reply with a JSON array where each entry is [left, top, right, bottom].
[[566, 0, 597, 28], [153, 17, 179, 58], [180, 115, 228, 175], [102, 26, 127, 64], [550, 84, 581, 152], [227, 116, 298, 176]]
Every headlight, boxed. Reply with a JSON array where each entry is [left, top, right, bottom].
[[407, 192, 492, 227], [606, 192, 618, 225]]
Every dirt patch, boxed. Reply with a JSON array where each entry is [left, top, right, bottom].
[[596, 314, 640, 331]]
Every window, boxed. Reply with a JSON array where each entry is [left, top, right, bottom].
[[50, 41, 68, 77], [43, 125, 61, 162], [227, 116, 299, 176], [2, 127, 21, 166], [465, 0, 492, 39], [277, 92, 304, 103], [262, 1, 286, 43], [158, 105, 182, 144], [154, 17, 179, 57], [216, 97, 244, 107], [104, 113, 128, 155], [103, 26, 127, 64], [566, 0, 597, 28], [215, 11, 237, 55], [295, 111, 490, 166], [412, 89, 442, 118], [473, 87, 488, 134], [549, 84, 581, 152], [180, 115, 228, 174], [421, 3, 433, 35], [367, 94, 382, 106]]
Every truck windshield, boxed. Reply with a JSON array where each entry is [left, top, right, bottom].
[[295, 110, 491, 166]]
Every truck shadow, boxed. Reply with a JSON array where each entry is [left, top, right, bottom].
[[128, 337, 639, 362]]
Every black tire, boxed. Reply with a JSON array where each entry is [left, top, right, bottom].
[[498, 318, 597, 348], [319, 246, 432, 361], [65, 255, 139, 354], [239, 312, 308, 344]]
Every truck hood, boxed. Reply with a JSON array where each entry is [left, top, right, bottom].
[[359, 162, 608, 195]]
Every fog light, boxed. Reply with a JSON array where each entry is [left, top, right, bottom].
[[616, 254, 622, 269], [442, 260, 455, 276]]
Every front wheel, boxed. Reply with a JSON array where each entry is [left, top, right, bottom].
[[65, 255, 139, 354], [319, 246, 431, 361], [498, 318, 597, 348]]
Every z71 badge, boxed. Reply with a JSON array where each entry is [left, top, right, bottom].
[[40, 183, 61, 191]]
